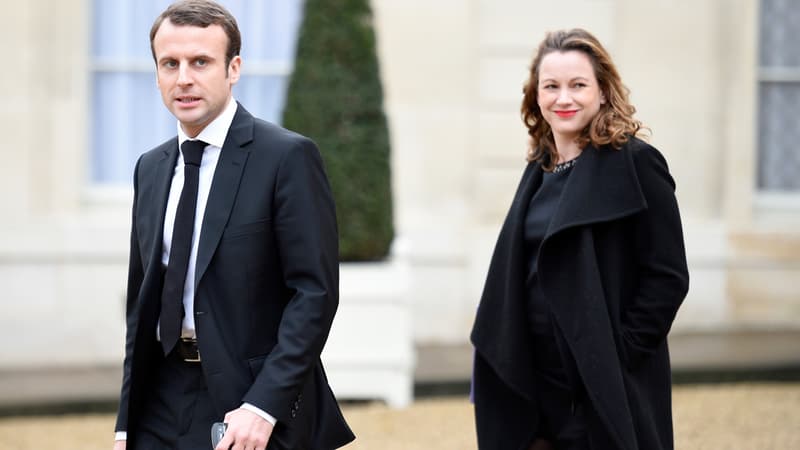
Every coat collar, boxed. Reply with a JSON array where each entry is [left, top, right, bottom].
[[521, 142, 649, 242]]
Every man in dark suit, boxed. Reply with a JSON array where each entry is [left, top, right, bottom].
[[112, 1, 354, 449]]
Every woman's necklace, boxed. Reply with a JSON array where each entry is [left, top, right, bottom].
[[553, 155, 580, 174]]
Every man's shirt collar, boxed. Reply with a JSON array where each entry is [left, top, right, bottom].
[[177, 97, 238, 149]]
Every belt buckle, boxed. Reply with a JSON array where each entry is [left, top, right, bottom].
[[180, 337, 201, 363]]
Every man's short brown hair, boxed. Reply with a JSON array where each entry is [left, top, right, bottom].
[[150, 0, 242, 67]]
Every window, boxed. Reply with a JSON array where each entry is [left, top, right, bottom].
[[90, 0, 303, 185], [758, 0, 800, 192]]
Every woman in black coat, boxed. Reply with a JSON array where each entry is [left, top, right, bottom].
[[471, 29, 689, 450]]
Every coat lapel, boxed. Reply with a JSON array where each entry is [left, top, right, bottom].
[[471, 163, 542, 400], [544, 143, 647, 242], [540, 227, 639, 450], [194, 105, 254, 287], [129, 141, 177, 336], [147, 142, 179, 271]]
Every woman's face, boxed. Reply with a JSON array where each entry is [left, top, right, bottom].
[[537, 50, 605, 146]]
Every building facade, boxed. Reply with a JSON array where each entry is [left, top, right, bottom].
[[0, 0, 798, 405]]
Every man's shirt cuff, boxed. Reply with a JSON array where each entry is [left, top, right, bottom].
[[242, 403, 277, 425], [115, 431, 127, 441]]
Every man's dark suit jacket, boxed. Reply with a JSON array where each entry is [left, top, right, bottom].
[[115, 104, 355, 449]]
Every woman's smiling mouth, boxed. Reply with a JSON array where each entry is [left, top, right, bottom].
[[554, 110, 578, 118]]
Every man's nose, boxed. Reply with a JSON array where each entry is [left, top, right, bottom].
[[177, 64, 192, 86]]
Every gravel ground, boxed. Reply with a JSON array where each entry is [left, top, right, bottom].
[[0, 383, 797, 449]]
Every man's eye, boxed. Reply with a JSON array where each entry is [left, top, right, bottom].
[[195, 59, 208, 67], [163, 60, 177, 69]]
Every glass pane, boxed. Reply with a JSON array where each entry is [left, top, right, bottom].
[[91, 72, 174, 183], [233, 0, 304, 61], [234, 75, 289, 125], [92, 0, 172, 60], [759, 0, 800, 66], [757, 82, 800, 190], [92, 0, 304, 63]]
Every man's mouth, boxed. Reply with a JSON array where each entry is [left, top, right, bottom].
[[177, 96, 201, 104]]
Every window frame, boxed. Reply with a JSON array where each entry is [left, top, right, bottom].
[[754, 0, 800, 218], [86, 0, 301, 192]]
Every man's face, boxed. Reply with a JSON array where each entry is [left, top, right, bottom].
[[152, 20, 240, 137]]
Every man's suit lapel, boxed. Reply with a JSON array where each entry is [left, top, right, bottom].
[[148, 143, 179, 269], [194, 104, 255, 287]]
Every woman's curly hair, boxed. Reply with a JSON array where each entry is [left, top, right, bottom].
[[521, 28, 646, 170]]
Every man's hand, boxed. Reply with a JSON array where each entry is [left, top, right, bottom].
[[215, 408, 274, 450], [112, 440, 126, 450]]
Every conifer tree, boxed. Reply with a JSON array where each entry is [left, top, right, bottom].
[[283, 0, 393, 261]]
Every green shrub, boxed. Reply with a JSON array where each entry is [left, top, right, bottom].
[[282, 0, 393, 261]]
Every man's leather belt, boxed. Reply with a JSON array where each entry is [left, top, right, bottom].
[[177, 337, 201, 363]]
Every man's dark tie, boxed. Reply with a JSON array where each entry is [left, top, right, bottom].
[[160, 139, 206, 356]]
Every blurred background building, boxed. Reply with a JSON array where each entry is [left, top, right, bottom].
[[1, 0, 798, 408]]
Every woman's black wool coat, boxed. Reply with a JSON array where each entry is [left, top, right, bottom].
[[471, 137, 690, 450]]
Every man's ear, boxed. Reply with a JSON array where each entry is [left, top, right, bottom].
[[228, 55, 242, 84]]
